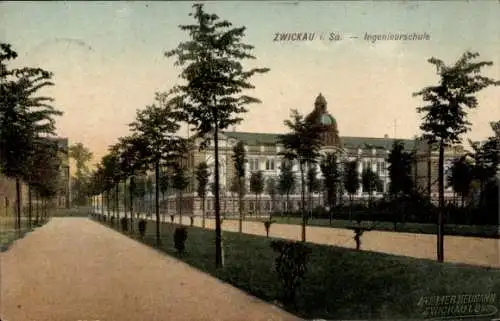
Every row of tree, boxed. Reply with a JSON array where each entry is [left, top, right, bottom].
[[87, 4, 269, 268], [1, 43, 64, 228], [87, 4, 498, 268]]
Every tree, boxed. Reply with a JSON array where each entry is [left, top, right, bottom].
[[101, 151, 121, 221], [145, 175, 154, 217], [172, 165, 189, 225], [132, 174, 147, 217], [108, 144, 126, 221], [129, 93, 187, 247], [361, 167, 382, 207], [278, 160, 296, 219], [26, 138, 63, 224], [115, 134, 148, 229], [266, 177, 277, 217], [165, 4, 269, 268], [448, 156, 473, 207], [306, 163, 320, 219], [69, 142, 93, 206], [195, 162, 210, 228], [250, 170, 265, 216], [320, 153, 341, 225], [1, 43, 62, 229], [469, 121, 499, 207], [232, 141, 247, 232], [413, 51, 499, 262], [279, 109, 324, 242], [343, 160, 360, 221], [387, 141, 413, 197]]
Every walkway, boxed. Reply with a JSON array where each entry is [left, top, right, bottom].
[[0, 217, 302, 321], [186, 216, 499, 268], [101, 209, 498, 268]]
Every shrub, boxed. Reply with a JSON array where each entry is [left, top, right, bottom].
[[270, 240, 311, 308], [120, 217, 128, 232], [110, 216, 116, 226], [138, 219, 147, 238], [263, 219, 276, 238], [174, 227, 188, 254]]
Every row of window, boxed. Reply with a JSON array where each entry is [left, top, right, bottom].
[[362, 160, 388, 176], [248, 158, 388, 175], [249, 158, 276, 171]]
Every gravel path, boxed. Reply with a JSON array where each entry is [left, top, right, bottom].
[[0, 217, 302, 321], [100, 209, 499, 267], [171, 214, 498, 268]]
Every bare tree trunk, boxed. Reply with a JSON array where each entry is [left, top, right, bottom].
[[115, 184, 119, 220], [106, 190, 110, 220], [129, 176, 134, 232], [35, 193, 40, 225], [161, 191, 165, 222], [203, 195, 206, 228], [349, 194, 353, 221], [300, 163, 306, 242], [101, 193, 104, 217], [15, 177, 21, 230], [123, 179, 127, 221], [213, 109, 223, 268], [28, 185, 32, 228], [285, 192, 290, 222], [178, 190, 183, 225], [238, 177, 242, 232], [155, 161, 161, 247], [437, 141, 445, 262]]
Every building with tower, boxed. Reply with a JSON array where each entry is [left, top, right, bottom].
[[158, 94, 465, 217]]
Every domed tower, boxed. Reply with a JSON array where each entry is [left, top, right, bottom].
[[306, 93, 342, 148]]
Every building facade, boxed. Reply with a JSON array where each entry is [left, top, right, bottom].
[[160, 94, 465, 216]]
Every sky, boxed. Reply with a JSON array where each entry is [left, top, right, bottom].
[[1, 1, 499, 166]]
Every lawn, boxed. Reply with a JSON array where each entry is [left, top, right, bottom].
[[235, 216, 500, 239], [0, 216, 33, 252], [95, 214, 500, 320]]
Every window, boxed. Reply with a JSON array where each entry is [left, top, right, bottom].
[[376, 161, 385, 176], [265, 158, 275, 170], [249, 158, 260, 171]]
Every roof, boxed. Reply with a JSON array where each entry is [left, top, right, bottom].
[[223, 131, 279, 146], [222, 131, 416, 150], [341, 136, 415, 150]]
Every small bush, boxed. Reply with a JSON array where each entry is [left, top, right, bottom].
[[174, 227, 188, 254], [120, 217, 128, 232], [270, 240, 311, 308], [138, 219, 147, 238], [110, 216, 116, 226]]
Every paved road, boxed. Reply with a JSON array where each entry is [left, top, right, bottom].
[[0, 217, 302, 321], [96, 209, 499, 268]]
